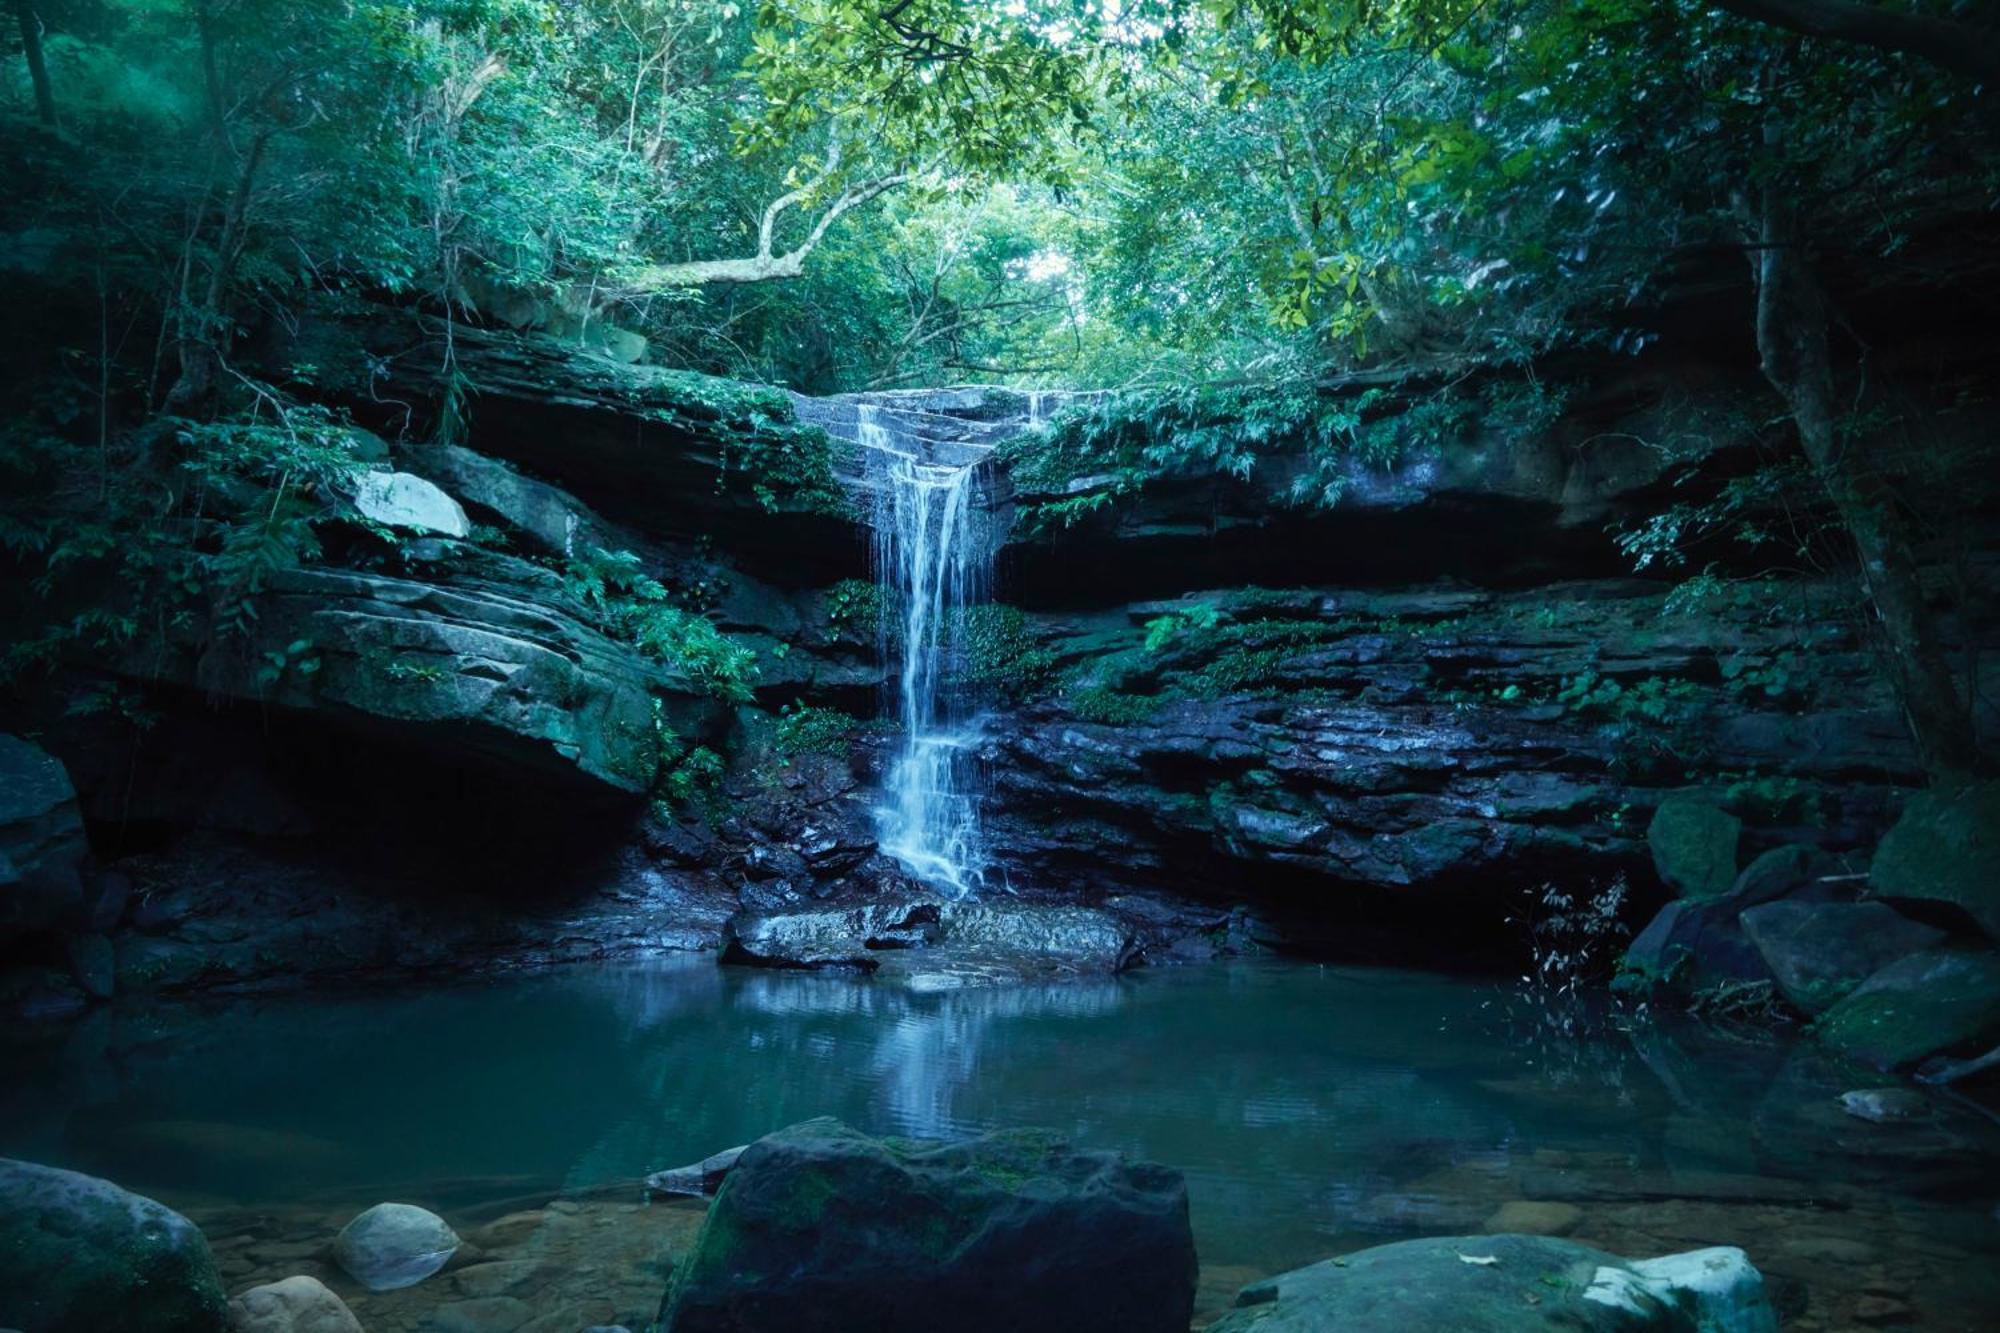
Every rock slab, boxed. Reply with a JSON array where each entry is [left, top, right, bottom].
[[0, 1156, 228, 1333], [658, 1116, 1196, 1333], [1207, 1234, 1775, 1333]]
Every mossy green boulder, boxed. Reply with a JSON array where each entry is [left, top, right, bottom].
[[1870, 781, 2000, 940], [0, 1157, 228, 1333], [1647, 797, 1741, 900], [658, 1117, 1195, 1333], [1815, 947, 2000, 1070]]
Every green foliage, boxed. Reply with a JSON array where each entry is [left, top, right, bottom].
[[1143, 602, 1221, 653], [564, 546, 757, 701], [821, 578, 883, 644], [949, 604, 1057, 697], [1067, 685, 1158, 727], [774, 703, 857, 759]]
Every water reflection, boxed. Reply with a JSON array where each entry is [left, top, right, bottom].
[[3, 959, 1998, 1288]]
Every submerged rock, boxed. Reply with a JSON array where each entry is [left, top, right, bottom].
[[1869, 780, 2000, 940], [332, 1201, 460, 1292], [1647, 797, 1741, 900], [1838, 1088, 1933, 1124], [0, 1157, 228, 1333], [645, 1145, 747, 1198], [1207, 1234, 1775, 1333], [1482, 1200, 1584, 1236], [658, 1116, 1196, 1333], [1815, 947, 2000, 1070], [227, 1275, 362, 1333], [1740, 901, 1945, 1015]]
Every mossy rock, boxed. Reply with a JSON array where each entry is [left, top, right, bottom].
[[0, 1157, 228, 1333], [1646, 796, 1740, 900], [659, 1117, 1195, 1333], [1206, 1234, 1776, 1332], [1814, 947, 2000, 1070], [1870, 780, 2000, 940]]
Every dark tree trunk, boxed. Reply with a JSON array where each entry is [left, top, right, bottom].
[[1750, 186, 1978, 779], [13, 0, 58, 128], [1713, 0, 2000, 86]]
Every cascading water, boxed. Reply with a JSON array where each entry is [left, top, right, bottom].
[[861, 404, 990, 895]]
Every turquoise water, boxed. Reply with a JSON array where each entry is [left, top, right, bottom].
[[5, 958, 1998, 1327]]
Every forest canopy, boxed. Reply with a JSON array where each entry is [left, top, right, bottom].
[[3, 0, 1996, 776]]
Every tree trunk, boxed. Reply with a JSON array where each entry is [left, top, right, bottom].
[[1712, 0, 2000, 87], [1751, 186, 1977, 779], [13, 0, 57, 128]]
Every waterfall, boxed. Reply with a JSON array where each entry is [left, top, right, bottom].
[[861, 404, 989, 895]]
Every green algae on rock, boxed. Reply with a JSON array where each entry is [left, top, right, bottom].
[[1870, 780, 2000, 941], [0, 1157, 228, 1333], [1814, 947, 2000, 1070], [1647, 797, 1741, 901], [660, 1117, 1196, 1333]]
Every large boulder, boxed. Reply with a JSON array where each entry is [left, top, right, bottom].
[[227, 1275, 362, 1333], [402, 444, 612, 556], [1814, 947, 2000, 1070], [658, 1117, 1196, 1333], [1619, 899, 1772, 994], [349, 470, 471, 536], [1206, 1235, 1776, 1333], [332, 1202, 460, 1292], [1618, 843, 1851, 996], [0, 734, 88, 933], [1870, 781, 2000, 940], [1740, 901, 1946, 1015], [0, 1157, 228, 1333], [1647, 797, 1741, 900]]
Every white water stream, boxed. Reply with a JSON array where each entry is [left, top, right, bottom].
[[860, 404, 990, 894]]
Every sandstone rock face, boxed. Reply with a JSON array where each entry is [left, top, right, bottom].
[[0, 1157, 228, 1333], [1206, 1235, 1775, 1333], [0, 733, 88, 933], [332, 1202, 461, 1292], [659, 1117, 1196, 1333], [971, 581, 1912, 932], [188, 562, 672, 793]]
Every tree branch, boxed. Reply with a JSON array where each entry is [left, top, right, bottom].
[[625, 144, 920, 288]]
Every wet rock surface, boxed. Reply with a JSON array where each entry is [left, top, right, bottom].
[[1206, 1234, 1775, 1333], [658, 1117, 1197, 1333]]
